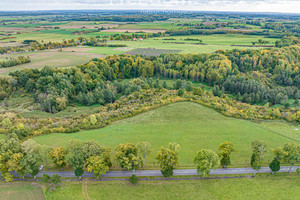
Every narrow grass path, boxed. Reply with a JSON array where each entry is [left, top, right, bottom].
[[82, 179, 91, 200]]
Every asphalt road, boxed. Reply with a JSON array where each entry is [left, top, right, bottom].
[[8, 166, 298, 178]]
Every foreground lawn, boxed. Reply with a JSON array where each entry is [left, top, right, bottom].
[[0, 182, 45, 200], [45, 174, 300, 200], [33, 102, 299, 168]]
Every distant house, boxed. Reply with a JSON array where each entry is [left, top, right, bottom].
[[133, 38, 137, 41]]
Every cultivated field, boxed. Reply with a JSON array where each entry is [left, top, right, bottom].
[[33, 102, 299, 168]]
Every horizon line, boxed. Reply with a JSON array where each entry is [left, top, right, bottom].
[[0, 9, 299, 15]]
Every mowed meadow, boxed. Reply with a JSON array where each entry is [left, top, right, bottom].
[[44, 174, 300, 200], [33, 102, 300, 168]]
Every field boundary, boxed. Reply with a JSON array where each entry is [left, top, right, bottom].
[[251, 122, 300, 142]]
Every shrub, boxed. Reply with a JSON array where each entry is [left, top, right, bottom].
[[129, 174, 138, 184], [41, 174, 51, 183], [51, 174, 61, 184]]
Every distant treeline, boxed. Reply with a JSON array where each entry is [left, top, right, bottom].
[[73, 15, 169, 22], [166, 28, 300, 38]]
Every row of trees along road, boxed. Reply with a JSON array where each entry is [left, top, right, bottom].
[[1, 135, 299, 182]]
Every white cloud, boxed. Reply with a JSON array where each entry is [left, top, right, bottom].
[[0, 0, 299, 13]]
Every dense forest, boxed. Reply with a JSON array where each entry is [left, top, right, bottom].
[[0, 36, 298, 140], [8, 38, 299, 109]]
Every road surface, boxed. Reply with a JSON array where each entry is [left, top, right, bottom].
[[5, 166, 298, 178]]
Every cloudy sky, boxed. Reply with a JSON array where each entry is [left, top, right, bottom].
[[0, 0, 299, 13]]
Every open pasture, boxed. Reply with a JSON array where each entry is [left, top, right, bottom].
[[33, 102, 299, 168]]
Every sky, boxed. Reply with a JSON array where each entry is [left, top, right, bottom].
[[0, 0, 299, 14]]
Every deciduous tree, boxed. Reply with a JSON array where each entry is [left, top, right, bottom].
[[86, 156, 109, 179], [194, 149, 219, 178], [282, 143, 300, 173], [251, 141, 267, 175], [218, 141, 236, 168], [155, 143, 180, 178], [114, 143, 142, 174]]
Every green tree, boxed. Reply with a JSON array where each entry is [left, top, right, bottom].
[[282, 143, 300, 173], [81, 141, 105, 161], [137, 142, 151, 169], [194, 149, 219, 178], [67, 140, 85, 179], [269, 147, 283, 174], [251, 141, 267, 175], [21, 153, 42, 178], [269, 159, 280, 174], [218, 141, 236, 168], [155, 143, 180, 178], [0, 134, 22, 182], [114, 143, 142, 174], [86, 156, 109, 179]]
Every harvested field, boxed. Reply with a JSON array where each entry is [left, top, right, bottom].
[[0, 46, 105, 76], [124, 48, 181, 56]]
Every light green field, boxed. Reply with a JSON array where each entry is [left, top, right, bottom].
[[87, 34, 277, 54], [118, 22, 180, 30], [0, 182, 46, 200], [33, 102, 299, 168], [0, 47, 105, 76], [255, 121, 300, 142], [45, 174, 300, 200]]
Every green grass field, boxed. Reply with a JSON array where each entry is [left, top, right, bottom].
[[33, 102, 299, 168], [117, 22, 180, 30], [45, 174, 300, 200], [93, 34, 278, 54], [0, 182, 46, 200]]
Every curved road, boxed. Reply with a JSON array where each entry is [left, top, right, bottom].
[[7, 166, 299, 178]]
